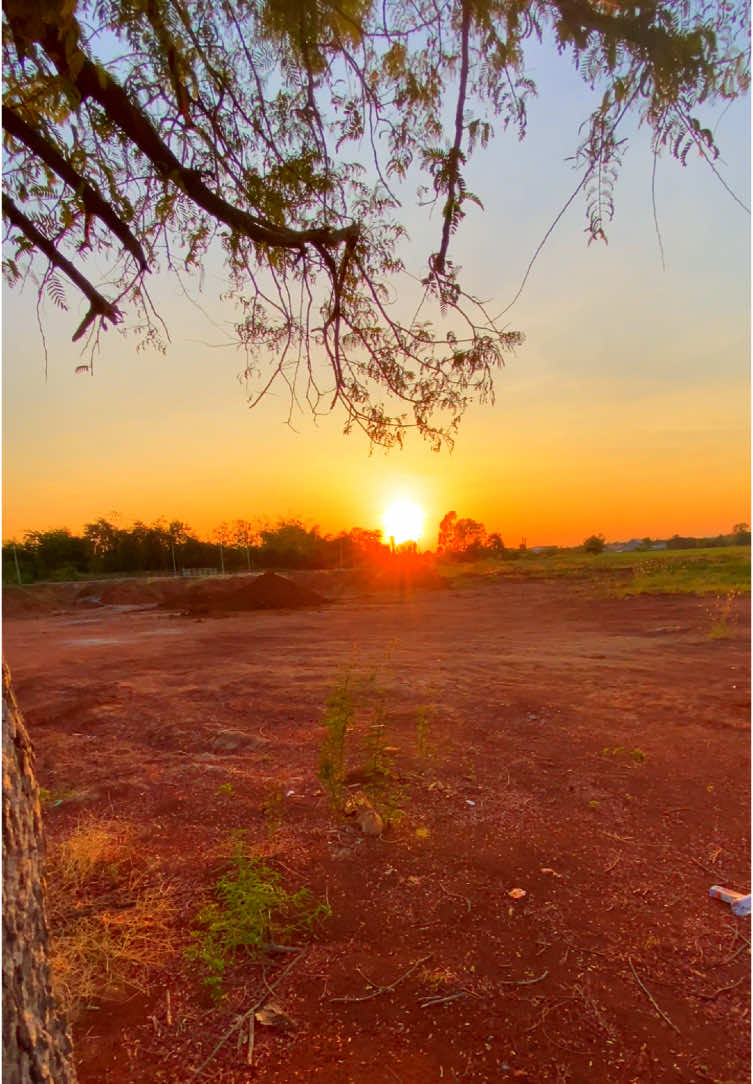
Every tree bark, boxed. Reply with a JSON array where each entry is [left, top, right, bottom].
[[2, 663, 77, 1084]]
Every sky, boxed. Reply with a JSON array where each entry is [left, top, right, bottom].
[[2, 35, 750, 550]]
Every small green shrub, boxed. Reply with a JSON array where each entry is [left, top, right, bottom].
[[262, 785, 285, 834], [186, 839, 330, 1000], [319, 673, 354, 808], [215, 782, 234, 797]]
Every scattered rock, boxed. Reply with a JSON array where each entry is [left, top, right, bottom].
[[343, 790, 384, 837], [210, 729, 266, 752]]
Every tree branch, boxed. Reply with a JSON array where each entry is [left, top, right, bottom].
[[22, 13, 360, 257], [2, 194, 122, 341], [433, 0, 471, 277], [2, 105, 149, 271]]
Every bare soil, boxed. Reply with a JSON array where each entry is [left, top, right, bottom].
[[3, 571, 750, 1083]]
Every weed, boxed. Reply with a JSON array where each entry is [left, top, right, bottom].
[[360, 708, 407, 826], [46, 817, 173, 1019], [588, 800, 601, 809], [707, 588, 740, 639], [415, 703, 434, 759], [186, 836, 330, 1000], [262, 784, 285, 835], [215, 781, 234, 797], [318, 673, 354, 809], [39, 786, 77, 808], [601, 746, 647, 764]]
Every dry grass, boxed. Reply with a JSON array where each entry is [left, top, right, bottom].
[[46, 816, 174, 1018]]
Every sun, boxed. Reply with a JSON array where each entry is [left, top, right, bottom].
[[383, 500, 424, 546]]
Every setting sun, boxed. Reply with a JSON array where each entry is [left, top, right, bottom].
[[383, 500, 424, 546]]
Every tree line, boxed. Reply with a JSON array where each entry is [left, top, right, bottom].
[[2, 518, 387, 584], [5, 515, 748, 584]]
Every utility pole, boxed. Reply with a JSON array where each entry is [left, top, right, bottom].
[[219, 542, 225, 574], [12, 543, 22, 585]]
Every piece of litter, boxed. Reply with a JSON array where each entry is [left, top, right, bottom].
[[255, 1002, 295, 1030], [540, 868, 562, 878], [508, 888, 527, 900], [710, 885, 751, 916], [286, 789, 295, 797], [465, 800, 476, 806]]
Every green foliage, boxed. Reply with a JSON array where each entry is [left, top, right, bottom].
[[319, 674, 355, 809], [214, 782, 234, 797], [186, 838, 330, 1000]]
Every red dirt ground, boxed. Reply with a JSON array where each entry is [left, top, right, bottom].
[[3, 571, 750, 1083]]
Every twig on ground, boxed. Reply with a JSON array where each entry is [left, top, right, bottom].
[[524, 995, 576, 1034], [690, 856, 717, 876], [696, 975, 746, 1000], [188, 947, 307, 1081], [628, 957, 680, 1034], [562, 939, 610, 959], [499, 970, 548, 986], [439, 881, 472, 912], [331, 954, 431, 1003], [721, 939, 750, 966], [166, 990, 173, 1026], [419, 991, 468, 1008], [247, 1011, 254, 1067], [604, 855, 621, 873]]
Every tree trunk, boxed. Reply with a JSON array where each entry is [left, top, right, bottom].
[[2, 662, 77, 1083]]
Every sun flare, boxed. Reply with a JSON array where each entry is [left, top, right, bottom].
[[383, 500, 424, 546]]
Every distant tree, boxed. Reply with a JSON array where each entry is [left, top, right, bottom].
[[23, 528, 88, 579], [486, 533, 505, 555], [166, 520, 191, 574], [213, 522, 233, 573], [732, 522, 751, 545], [83, 517, 121, 571], [437, 511, 487, 557], [347, 527, 386, 565], [583, 533, 606, 554], [437, 512, 459, 554], [232, 520, 258, 571]]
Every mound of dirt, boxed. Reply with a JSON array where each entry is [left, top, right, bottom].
[[3, 583, 80, 619], [176, 572, 325, 615], [94, 581, 162, 606]]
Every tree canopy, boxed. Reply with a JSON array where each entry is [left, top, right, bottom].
[[2, 0, 749, 446]]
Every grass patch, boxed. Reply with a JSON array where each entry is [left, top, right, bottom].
[[46, 816, 173, 1019], [186, 836, 330, 1000], [439, 547, 750, 596]]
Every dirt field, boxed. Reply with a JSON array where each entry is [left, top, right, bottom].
[[3, 571, 750, 1083]]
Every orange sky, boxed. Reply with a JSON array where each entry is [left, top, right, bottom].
[[2, 49, 749, 550]]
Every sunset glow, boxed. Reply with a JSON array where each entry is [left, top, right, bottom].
[[383, 501, 424, 546]]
